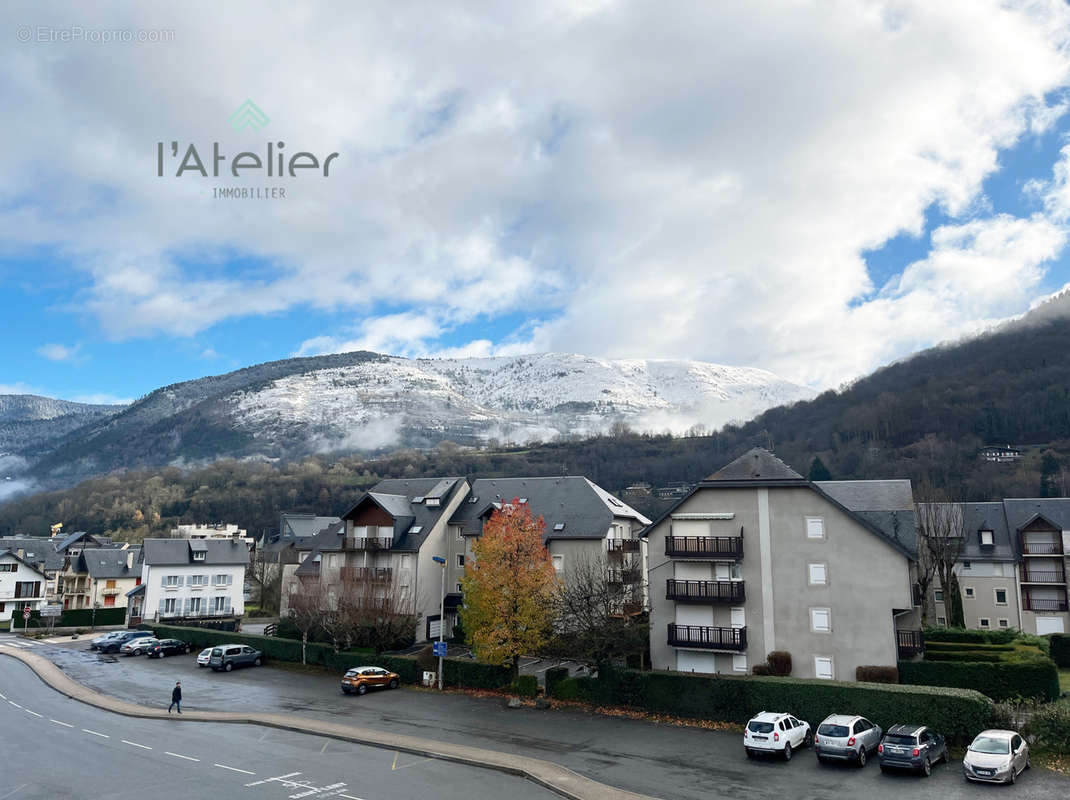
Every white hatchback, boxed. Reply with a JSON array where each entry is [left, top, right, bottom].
[[196, 647, 213, 667], [744, 711, 813, 760]]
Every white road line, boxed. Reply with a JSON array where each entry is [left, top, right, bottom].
[[339, 794, 365, 800], [122, 739, 152, 750], [8, 700, 22, 708], [25, 709, 42, 717], [82, 729, 109, 738], [0, 692, 6, 699], [214, 764, 255, 775], [50, 719, 74, 727], [165, 752, 199, 761]]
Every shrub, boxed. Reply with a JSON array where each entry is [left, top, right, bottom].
[[1027, 700, 1070, 751], [377, 654, 422, 683], [415, 644, 437, 673], [767, 651, 792, 677], [443, 658, 514, 689], [923, 627, 1018, 645], [143, 623, 373, 668], [856, 666, 898, 683], [545, 666, 569, 697], [924, 641, 1014, 652], [511, 675, 538, 698], [925, 650, 1006, 663], [751, 664, 771, 676], [1050, 634, 1070, 668], [899, 658, 1061, 702], [1014, 634, 1050, 657]]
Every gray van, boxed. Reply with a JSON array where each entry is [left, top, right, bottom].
[[209, 643, 262, 672]]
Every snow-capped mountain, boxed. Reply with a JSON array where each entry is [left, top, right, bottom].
[[12, 351, 812, 489]]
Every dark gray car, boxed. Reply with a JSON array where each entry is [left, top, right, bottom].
[[96, 630, 155, 654], [879, 724, 949, 776], [209, 644, 262, 672]]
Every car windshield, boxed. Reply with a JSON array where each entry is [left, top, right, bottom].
[[345, 669, 359, 677], [883, 735, 916, 745], [747, 721, 775, 733], [211, 648, 222, 656], [200, 648, 211, 655], [818, 724, 849, 737], [970, 737, 1010, 755]]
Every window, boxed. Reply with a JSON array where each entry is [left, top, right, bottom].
[[193, 551, 206, 561], [962, 561, 971, 570], [937, 616, 946, 626], [456, 555, 465, 568], [189, 597, 202, 614], [980, 530, 994, 546], [409, 526, 423, 535], [213, 596, 228, 613], [998, 618, 1009, 628], [456, 583, 463, 593], [214, 574, 229, 585], [455, 528, 464, 542], [105, 579, 116, 589], [979, 617, 990, 628], [425, 497, 440, 507], [189, 574, 208, 587], [0, 602, 4, 612], [103, 595, 115, 607], [806, 517, 825, 540], [994, 588, 1008, 606], [807, 563, 827, 586], [814, 656, 834, 680], [163, 597, 177, 615], [165, 575, 181, 587], [0, 564, 16, 573], [810, 607, 831, 633], [732, 654, 747, 673], [553, 522, 566, 531], [934, 589, 944, 603], [552, 555, 564, 573], [965, 587, 975, 598]]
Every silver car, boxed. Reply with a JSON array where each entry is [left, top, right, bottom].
[[119, 637, 159, 656], [815, 714, 882, 767], [963, 729, 1030, 784]]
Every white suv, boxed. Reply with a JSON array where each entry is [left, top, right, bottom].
[[744, 711, 813, 760]]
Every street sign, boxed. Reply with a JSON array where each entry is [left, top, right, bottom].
[[432, 641, 447, 657], [22, 608, 31, 620], [40, 605, 62, 617]]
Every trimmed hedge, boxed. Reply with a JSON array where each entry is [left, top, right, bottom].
[[545, 667, 569, 696], [925, 641, 1014, 652], [511, 675, 538, 698], [19, 607, 127, 629], [377, 654, 422, 683], [1051, 634, 1070, 668], [925, 650, 1007, 663], [856, 666, 898, 683], [443, 658, 513, 689], [924, 627, 1018, 645], [899, 658, 1061, 702], [546, 666, 993, 744]]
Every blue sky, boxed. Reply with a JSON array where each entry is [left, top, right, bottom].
[[2, 1, 1070, 404]]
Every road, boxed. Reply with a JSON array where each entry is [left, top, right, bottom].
[[0, 651, 558, 800], [4, 634, 1068, 800]]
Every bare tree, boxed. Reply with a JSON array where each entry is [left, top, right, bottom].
[[915, 486, 968, 628], [338, 571, 419, 653], [285, 578, 329, 664]]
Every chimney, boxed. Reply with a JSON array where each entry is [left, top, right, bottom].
[[126, 551, 135, 569]]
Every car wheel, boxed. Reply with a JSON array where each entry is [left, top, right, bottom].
[[1008, 767, 1016, 785], [783, 743, 792, 762], [745, 748, 754, 759], [159, 650, 166, 658], [224, 662, 233, 672], [879, 765, 889, 774], [857, 747, 867, 767], [342, 688, 352, 695], [184, 646, 190, 654], [817, 756, 827, 765], [803, 730, 813, 748], [921, 757, 932, 777], [254, 657, 262, 666], [356, 683, 368, 695], [388, 678, 399, 690], [1025, 756, 1031, 770]]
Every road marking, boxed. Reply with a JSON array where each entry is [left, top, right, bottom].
[[166, 751, 199, 761], [0, 692, 6, 699], [0, 784, 27, 800], [320, 741, 329, 754], [82, 729, 108, 738], [122, 739, 152, 750], [50, 719, 74, 727], [339, 795, 365, 800], [244, 772, 301, 786], [25, 709, 42, 717], [8, 700, 22, 708], [214, 764, 255, 775]]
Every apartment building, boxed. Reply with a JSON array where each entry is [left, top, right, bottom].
[[126, 538, 248, 625], [282, 478, 469, 642], [447, 476, 651, 615], [58, 546, 141, 610], [645, 448, 918, 680], [0, 549, 47, 624], [0, 537, 66, 602]]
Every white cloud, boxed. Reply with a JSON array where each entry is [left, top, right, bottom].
[[66, 393, 132, 406], [2, 1, 1070, 387], [36, 343, 83, 362]]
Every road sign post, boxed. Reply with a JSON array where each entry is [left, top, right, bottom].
[[433, 641, 447, 658]]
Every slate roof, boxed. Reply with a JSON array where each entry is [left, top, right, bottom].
[[706, 448, 806, 483], [957, 502, 1017, 561], [141, 538, 249, 566], [278, 513, 341, 540], [1001, 498, 1070, 539], [0, 537, 64, 572], [55, 530, 110, 552], [77, 547, 142, 579], [0, 549, 48, 577], [448, 476, 650, 541]]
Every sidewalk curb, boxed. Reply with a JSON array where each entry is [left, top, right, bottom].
[[0, 647, 656, 800]]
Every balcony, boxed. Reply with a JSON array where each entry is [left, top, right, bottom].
[[1021, 567, 1066, 584], [606, 539, 641, 555], [666, 579, 745, 604], [101, 587, 121, 595], [1022, 591, 1069, 612], [665, 536, 743, 560], [340, 567, 393, 583], [1021, 540, 1064, 556], [667, 623, 746, 651], [607, 568, 643, 585], [345, 537, 393, 551], [896, 629, 925, 659]]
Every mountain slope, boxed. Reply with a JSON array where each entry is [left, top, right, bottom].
[[0, 395, 123, 456], [18, 351, 811, 487]]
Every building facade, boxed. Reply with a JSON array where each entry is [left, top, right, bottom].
[[127, 539, 248, 625], [645, 449, 918, 681], [58, 546, 141, 610], [0, 549, 48, 624]]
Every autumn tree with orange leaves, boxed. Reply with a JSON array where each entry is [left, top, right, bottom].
[[460, 500, 559, 672]]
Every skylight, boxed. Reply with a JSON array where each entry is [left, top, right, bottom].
[[519, 497, 528, 504], [553, 522, 566, 531], [469, 495, 479, 503], [413, 496, 425, 503], [410, 526, 423, 534]]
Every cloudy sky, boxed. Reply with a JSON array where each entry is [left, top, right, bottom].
[[2, 0, 1070, 404]]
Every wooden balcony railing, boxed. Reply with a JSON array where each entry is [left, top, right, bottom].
[[607, 568, 643, 585], [666, 579, 745, 604], [1021, 540, 1064, 556], [665, 536, 743, 559], [896, 629, 925, 658], [606, 539, 641, 554], [667, 623, 746, 651], [345, 537, 393, 551], [340, 567, 393, 583]]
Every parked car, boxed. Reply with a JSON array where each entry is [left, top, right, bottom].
[[340, 666, 401, 695], [209, 644, 262, 672], [90, 632, 125, 651], [147, 639, 190, 658], [815, 714, 883, 766], [743, 711, 812, 761], [97, 630, 156, 654], [878, 724, 949, 776], [196, 648, 213, 667], [963, 730, 1030, 784], [119, 637, 159, 656]]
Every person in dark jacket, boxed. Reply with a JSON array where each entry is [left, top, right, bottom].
[[168, 681, 182, 714]]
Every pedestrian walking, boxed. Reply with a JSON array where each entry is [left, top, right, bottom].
[[168, 680, 182, 714]]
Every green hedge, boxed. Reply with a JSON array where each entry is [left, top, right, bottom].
[[924, 627, 1018, 645], [18, 607, 127, 629], [1028, 701, 1070, 751], [443, 658, 513, 689], [377, 655, 422, 683], [546, 667, 993, 744], [1051, 634, 1070, 668], [511, 675, 538, 698], [925, 641, 1014, 652], [899, 658, 1061, 701], [545, 666, 569, 696], [925, 650, 1007, 663]]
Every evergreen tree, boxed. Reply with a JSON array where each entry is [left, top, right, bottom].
[[1040, 451, 1061, 497], [807, 456, 832, 482]]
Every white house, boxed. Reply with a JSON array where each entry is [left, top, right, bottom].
[[126, 538, 248, 625], [0, 549, 48, 625]]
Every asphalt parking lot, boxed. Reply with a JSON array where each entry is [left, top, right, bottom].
[[5, 633, 1068, 800]]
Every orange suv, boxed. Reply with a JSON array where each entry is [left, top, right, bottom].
[[340, 665, 401, 695]]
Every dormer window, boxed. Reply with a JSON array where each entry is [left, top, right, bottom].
[[425, 497, 440, 507], [979, 530, 994, 547], [193, 551, 206, 561], [413, 496, 425, 504], [518, 497, 528, 504]]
